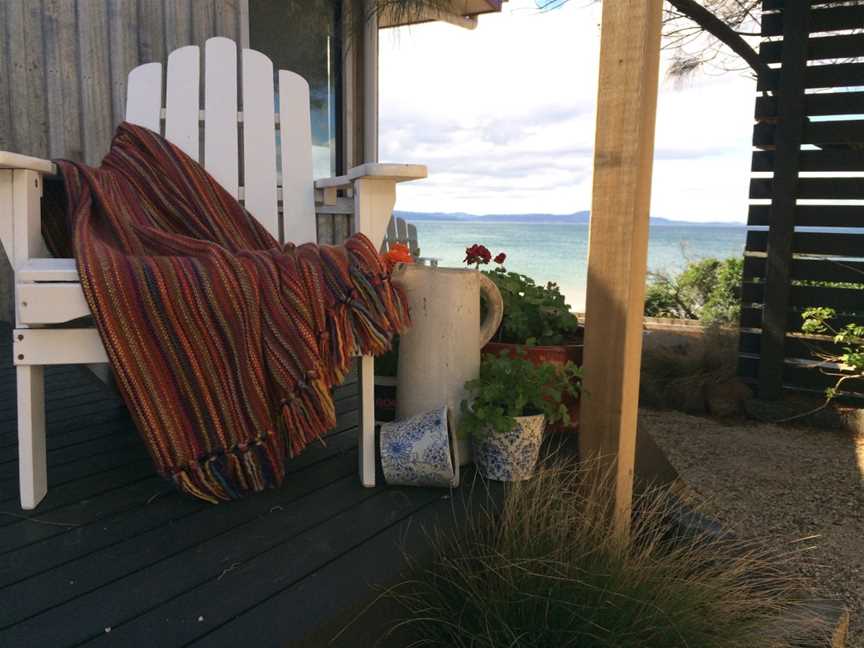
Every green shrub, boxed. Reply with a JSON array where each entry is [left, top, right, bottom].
[[801, 306, 864, 400], [644, 257, 743, 326], [384, 461, 823, 648], [485, 267, 581, 345]]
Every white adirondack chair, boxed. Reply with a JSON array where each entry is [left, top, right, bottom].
[[0, 37, 426, 509], [385, 216, 422, 258], [384, 216, 441, 268]]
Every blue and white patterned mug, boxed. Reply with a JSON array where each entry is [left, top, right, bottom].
[[380, 405, 459, 488]]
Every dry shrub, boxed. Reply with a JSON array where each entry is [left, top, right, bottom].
[[383, 460, 827, 648], [639, 326, 739, 412]]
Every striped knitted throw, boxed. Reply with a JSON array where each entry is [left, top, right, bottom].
[[43, 122, 409, 503]]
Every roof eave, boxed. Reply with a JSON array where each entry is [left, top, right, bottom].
[[379, 0, 505, 30]]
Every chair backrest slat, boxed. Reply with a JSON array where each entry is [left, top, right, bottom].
[[126, 38, 314, 244], [384, 218, 422, 258], [278, 71, 316, 244], [407, 223, 420, 257], [204, 38, 239, 198], [164, 46, 200, 160], [125, 63, 162, 133], [241, 49, 279, 240], [396, 217, 409, 243], [385, 218, 398, 250]]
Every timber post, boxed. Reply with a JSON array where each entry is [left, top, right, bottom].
[[580, 0, 664, 541]]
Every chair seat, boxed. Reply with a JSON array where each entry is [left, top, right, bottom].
[[16, 260, 88, 323], [17, 258, 79, 282]]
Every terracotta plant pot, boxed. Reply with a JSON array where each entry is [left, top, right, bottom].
[[482, 341, 583, 432], [374, 375, 398, 423], [472, 414, 545, 482], [483, 341, 582, 365]]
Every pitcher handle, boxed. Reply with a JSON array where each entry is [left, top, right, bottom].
[[478, 273, 504, 348]]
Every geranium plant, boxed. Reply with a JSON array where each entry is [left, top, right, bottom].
[[459, 350, 581, 439], [463, 244, 580, 346], [382, 242, 414, 271]]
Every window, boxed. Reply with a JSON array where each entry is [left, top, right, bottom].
[[250, 0, 341, 179]]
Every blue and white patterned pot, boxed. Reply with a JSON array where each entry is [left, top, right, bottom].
[[472, 414, 545, 482], [380, 405, 459, 488]]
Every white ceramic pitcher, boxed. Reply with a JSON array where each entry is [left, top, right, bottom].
[[393, 264, 504, 465]]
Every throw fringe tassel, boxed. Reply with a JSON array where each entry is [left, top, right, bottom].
[[169, 241, 410, 501], [270, 247, 409, 463], [170, 432, 285, 503]]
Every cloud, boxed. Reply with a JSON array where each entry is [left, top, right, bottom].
[[380, 0, 757, 222]]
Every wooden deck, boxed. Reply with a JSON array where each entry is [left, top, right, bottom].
[[0, 325, 476, 647]]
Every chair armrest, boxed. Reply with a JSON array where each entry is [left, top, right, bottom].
[[0, 151, 56, 175], [314, 163, 427, 190]]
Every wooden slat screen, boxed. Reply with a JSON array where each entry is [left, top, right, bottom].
[[740, 0, 864, 398]]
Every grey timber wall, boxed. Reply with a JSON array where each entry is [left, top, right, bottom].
[[0, 0, 246, 165], [0, 0, 246, 321]]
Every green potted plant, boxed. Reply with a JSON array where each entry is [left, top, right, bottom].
[[460, 350, 581, 481], [464, 244, 583, 430], [464, 244, 582, 363]]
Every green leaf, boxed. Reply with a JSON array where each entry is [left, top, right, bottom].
[[462, 352, 582, 437]]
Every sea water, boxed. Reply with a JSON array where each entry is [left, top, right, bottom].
[[409, 221, 747, 311]]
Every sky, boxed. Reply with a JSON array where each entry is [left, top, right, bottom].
[[379, 0, 757, 223]]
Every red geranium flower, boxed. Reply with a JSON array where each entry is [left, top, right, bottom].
[[494, 252, 506, 264], [464, 244, 492, 267]]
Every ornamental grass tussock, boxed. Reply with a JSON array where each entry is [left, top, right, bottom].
[[383, 459, 829, 648]]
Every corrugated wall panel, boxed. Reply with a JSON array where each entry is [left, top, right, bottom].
[[0, 0, 246, 321], [43, 0, 84, 160], [5, 1, 49, 159], [0, 0, 246, 164]]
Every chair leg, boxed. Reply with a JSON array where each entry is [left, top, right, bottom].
[[359, 355, 376, 488], [17, 365, 47, 510]]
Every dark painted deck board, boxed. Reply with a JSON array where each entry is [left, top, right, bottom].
[[1, 473, 374, 645], [0, 476, 168, 553], [0, 443, 150, 491], [0, 433, 140, 479], [82, 486, 444, 648], [198, 488, 471, 647], [0, 392, 128, 421], [0, 384, 109, 419], [0, 324, 473, 647], [0, 429, 360, 590], [0, 457, 360, 634], [0, 427, 359, 553], [0, 410, 133, 450], [0, 459, 156, 511]]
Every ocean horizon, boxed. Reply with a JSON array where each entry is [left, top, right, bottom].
[[407, 220, 747, 311]]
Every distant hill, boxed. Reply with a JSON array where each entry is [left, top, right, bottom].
[[394, 210, 745, 227]]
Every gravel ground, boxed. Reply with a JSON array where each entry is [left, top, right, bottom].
[[642, 408, 864, 647]]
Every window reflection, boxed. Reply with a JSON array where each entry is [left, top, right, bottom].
[[250, 0, 340, 179]]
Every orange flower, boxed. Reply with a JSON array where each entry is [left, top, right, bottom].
[[382, 243, 414, 270]]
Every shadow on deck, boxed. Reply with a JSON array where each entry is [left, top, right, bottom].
[[0, 325, 492, 647]]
